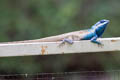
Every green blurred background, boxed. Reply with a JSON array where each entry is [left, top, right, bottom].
[[0, 0, 120, 74]]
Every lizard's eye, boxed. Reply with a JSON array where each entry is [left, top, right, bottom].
[[100, 20, 105, 23]]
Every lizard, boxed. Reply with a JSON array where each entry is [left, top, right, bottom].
[[4, 19, 109, 45]]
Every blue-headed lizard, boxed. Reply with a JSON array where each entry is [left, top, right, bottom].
[[5, 19, 109, 45]]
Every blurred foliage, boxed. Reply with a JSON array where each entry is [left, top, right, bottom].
[[0, 0, 120, 74]]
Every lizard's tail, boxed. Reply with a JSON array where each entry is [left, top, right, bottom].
[[1, 34, 66, 44], [0, 30, 81, 44]]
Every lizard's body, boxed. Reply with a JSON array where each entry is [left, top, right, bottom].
[[6, 30, 89, 43], [3, 19, 109, 44]]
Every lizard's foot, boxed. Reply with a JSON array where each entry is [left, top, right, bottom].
[[91, 40, 104, 48], [97, 43, 104, 48]]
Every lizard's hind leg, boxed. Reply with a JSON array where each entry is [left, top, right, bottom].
[[59, 36, 74, 47], [59, 38, 73, 47], [62, 38, 73, 44]]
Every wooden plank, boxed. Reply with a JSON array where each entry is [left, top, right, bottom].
[[0, 37, 120, 57]]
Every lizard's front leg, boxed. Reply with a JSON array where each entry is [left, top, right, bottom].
[[90, 35, 103, 47], [91, 36, 101, 44]]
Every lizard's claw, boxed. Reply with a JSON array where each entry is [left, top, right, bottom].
[[97, 43, 104, 48], [91, 39, 104, 48]]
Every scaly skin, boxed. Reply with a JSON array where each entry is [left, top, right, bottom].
[[2, 19, 109, 45], [62, 19, 109, 45]]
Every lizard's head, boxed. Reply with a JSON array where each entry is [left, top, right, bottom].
[[91, 19, 109, 37]]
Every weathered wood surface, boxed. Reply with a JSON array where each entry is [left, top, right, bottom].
[[0, 37, 120, 57]]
